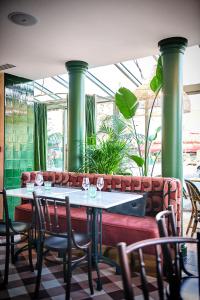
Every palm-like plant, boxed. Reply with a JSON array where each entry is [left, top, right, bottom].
[[82, 115, 129, 174], [84, 138, 127, 174]]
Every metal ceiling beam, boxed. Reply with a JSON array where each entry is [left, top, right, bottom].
[[52, 75, 69, 88], [115, 63, 141, 86], [86, 71, 115, 97], [34, 82, 62, 100]]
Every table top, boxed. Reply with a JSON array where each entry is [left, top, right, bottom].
[[6, 187, 142, 209]]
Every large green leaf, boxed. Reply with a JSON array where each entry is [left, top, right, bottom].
[[150, 56, 163, 92], [150, 76, 160, 93], [128, 154, 144, 167], [115, 87, 139, 119]]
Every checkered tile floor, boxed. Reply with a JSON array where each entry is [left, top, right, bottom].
[[0, 245, 161, 300]]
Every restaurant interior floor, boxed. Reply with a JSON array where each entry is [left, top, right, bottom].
[[0, 210, 197, 299]]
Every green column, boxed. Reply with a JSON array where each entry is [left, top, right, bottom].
[[158, 37, 188, 182], [65, 60, 88, 171]]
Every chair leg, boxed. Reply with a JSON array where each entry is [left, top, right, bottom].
[[186, 214, 193, 235], [191, 219, 198, 237], [3, 238, 10, 285], [28, 231, 34, 272], [34, 243, 43, 299], [11, 235, 15, 264], [65, 260, 72, 300], [87, 247, 94, 295], [63, 254, 67, 283]]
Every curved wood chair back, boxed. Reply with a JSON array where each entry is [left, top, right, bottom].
[[185, 179, 200, 236], [118, 234, 200, 300]]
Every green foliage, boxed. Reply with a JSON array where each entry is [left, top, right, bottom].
[[81, 115, 131, 175], [148, 126, 161, 143], [115, 56, 163, 176], [84, 139, 127, 174], [127, 154, 144, 167], [150, 56, 163, 92], [115, 87, 139, 119]]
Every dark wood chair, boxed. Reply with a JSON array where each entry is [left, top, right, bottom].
[[118, 234, 200, 300], [33, 193, 94, 300], [156, 204, 194, 277], [0, 189, 34, 285], [185, 179, 200, 237]]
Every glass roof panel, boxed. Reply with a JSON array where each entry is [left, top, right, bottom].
[[135, 56, 156, 81], [184, 45, 200, 85], [34, 87, 43, 97], [85, 77, 109, 97], [33, 46, 199, 103], [34, 95, 53, 102], [59, 74, 69, 81], [35, 77, 68, 94], [89, 64, 137, 93]]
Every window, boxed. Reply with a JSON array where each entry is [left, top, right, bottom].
[[47, 109, 64, 171]]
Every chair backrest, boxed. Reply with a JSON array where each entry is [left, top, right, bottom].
[[117, 234, 200, 300], [0, 189, 10, 234], [156, 205, 177, 237], [32, 193, 72, 245], [185, 179, 200, 211]]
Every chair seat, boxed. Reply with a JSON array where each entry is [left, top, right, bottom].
[[0, 221, 31, 235], [44, 233, 91, 251], [180, 277, 199, 300]]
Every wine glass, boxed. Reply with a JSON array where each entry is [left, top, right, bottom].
[[82, 177, 90, 191], [35, 173, 44, 188], [97, 177, 104, 192]]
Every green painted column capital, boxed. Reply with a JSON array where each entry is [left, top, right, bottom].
[[65, 60, 88, 73], [158, 37, 188, 54]]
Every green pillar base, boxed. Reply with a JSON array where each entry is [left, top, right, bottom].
[[181, 243, 187, 258]]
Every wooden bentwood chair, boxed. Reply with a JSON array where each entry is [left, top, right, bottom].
[[118, 205, 200, 299], [118, 234, 200, 300], [185, 179, 200, 237], [0, 189, 34, 285], [33, 193, 94, 300], [156, 205, 196, 277]]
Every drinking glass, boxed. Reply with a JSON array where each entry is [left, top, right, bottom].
[[82, 177, 90, 191], [26, 182, 34, 192], [35, 173, 44, 187], [97, 177, 104, 191], [44, 181, 52, 190], [89, 185, 97, 198]]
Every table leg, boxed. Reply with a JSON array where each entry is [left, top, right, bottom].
[[86, 207, 121, 290]]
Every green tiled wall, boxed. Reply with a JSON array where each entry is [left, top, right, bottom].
[[4, 74, 34, 219]]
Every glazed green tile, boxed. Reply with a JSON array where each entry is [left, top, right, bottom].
[[12, 178, 20, 186], [13, 150, 20, 159], [5, 169, 13, 177], [5, 160, 13, 169], [13, 169, 20, 177], [13, 160, 20, 169], [4, 74, 34, 220], [4, 177, 14, 187]]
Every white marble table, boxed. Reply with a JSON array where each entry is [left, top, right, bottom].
[[7, 186, 142, 289], [6, 186, 142, 209]]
